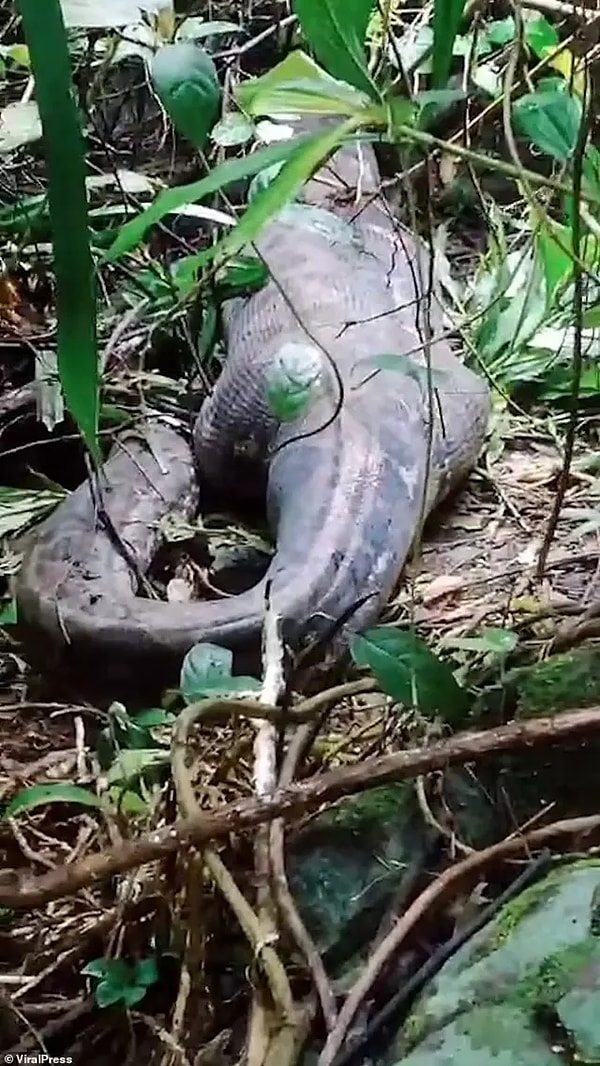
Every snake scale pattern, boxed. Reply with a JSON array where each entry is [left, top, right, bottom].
[[15, 123, 490, 692]]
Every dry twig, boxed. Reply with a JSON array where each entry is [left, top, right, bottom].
[[3, 703, 600, 908]]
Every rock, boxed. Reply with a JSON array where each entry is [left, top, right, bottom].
[[384, 859, 600, 1065]]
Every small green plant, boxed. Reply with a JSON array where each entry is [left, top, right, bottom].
[[351, 624, 470, 724], [82, 955, 159, 1008]]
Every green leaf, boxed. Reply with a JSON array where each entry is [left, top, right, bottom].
[[135, 956, 159, 987], [514, 89, 583, 163], [18, 0, 99, 458], [121, 983, 148, 1007], [432, 0, 467, 88], [265, 341, 323, 421], [82, 957, 117, 980], [107, 787, 149, 816], [133, 708, 177, 729], [483, 16, 515, 48], [583, 304, 600, 328], [237, 49, 376, 118], [443, 627, 518, 655], [525, 14, 559, 58], [3, 43, 31, 67], [150, 42, 221, 152], [417, 87, 465, 129], [351, 626, 469, 721], [293, 0, 380, 100], [104, 133, 321, 262], [95, 981, 127, 1008], [217, 255, 269, 297], [536, 220, 574, 305], [3, 783, 103, 820], [106, 748, 171, 787], [180, 642, 260, 704], [0, 599, 17, 625], [583, 145, 600, 200], [536, 216, 600, 307]]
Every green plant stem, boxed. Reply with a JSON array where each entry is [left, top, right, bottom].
[[392, 122, 600, 206]]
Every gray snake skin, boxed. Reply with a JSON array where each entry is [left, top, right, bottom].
[[15, 124, 490, 692]]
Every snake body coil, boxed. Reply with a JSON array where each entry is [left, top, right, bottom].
[[16, 127, 490, 692]]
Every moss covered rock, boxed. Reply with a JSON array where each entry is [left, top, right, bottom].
[[386, 860, 600, 1065]]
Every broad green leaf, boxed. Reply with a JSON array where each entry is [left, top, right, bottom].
[[106, 748, 171, 786], [95, 981, 129, 1008], [237, 49, 375, 118], [536, 216, 600, 307], [0, 599, 17, 625], [243, 76, 374, 120], [82, 957, 123, 980], [1, 43, 31, 68], [121, 983, 149, 1006], [293, 0, 380, 100], [432, 0, 467, 88], [583, 304, 600, 328], [150, 42, 220, 152], [108, 787, 149, 816], [514, 89, 583, 163], [133, 708, 176, 728], [483, 16, 515, 47], [180, 642, 260, 704], [541, 364, 600, 401], [525, 14, 559, 56], [443, 627, 518, 655], [266, 341, 323, 421], [3, 783, 103, 820], [526, 15, 586, 98], [583, 145, 600, 200], [351, 626, 469, 721], [417, 88, 465, 128], [19, 0, 99, 458], [104, 133, 321, 262], [135, 956, 159, 986], [536, 220, 574, 305], [217, 255, 268, 297]]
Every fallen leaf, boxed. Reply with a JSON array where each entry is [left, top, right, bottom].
[[421, 573, 465, 604]]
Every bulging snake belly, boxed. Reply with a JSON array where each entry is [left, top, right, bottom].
[[15, 127, 490, 691]]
